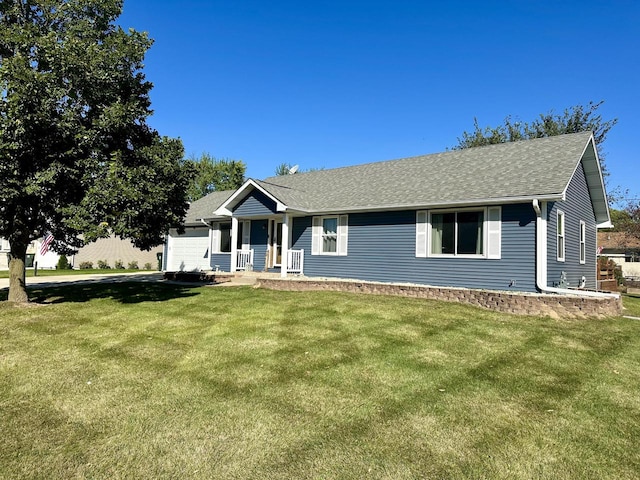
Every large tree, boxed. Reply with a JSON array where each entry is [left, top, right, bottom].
[[0, 0, 191, 302], [454, 101, 617, 178], [184, 154, 245, 201]]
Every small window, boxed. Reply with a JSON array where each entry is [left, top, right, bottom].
[[312, 215, 348, 255], [322, 217, 338, 253], [220, 223, 231, 253], [579, 221, 586, 264], [557, 211, 565, 262], [212, 222, 232, 254]]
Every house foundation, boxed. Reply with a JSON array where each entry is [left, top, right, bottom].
[[256, 277, 623, 319]]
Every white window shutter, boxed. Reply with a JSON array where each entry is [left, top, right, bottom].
[[416, 211, 427, 257], [338, 215, 348, 256], [312, 217, 322, 255], [242, 220, 251, 249], [487, 207, 501, 259], [211, 223, 220, 253]]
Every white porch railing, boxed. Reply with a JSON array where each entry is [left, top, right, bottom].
[[236, 249, 254, 271], [287, 249, 304, 274]]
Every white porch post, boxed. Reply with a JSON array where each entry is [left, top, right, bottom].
[[281, 213, 289, 278], [231, 217, 238, 273]]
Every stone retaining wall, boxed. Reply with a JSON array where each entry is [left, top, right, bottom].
[[257, 278, 623, 319]]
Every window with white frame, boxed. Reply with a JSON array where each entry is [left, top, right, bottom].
[[579, 220, 586, 264], [557, 210, 565, 262], [312, 215, 348, 255], [211, 222, 232, 253], [416, 207, 501, 259]]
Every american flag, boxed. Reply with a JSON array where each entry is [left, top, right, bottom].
[[40, 233, 54, 255]]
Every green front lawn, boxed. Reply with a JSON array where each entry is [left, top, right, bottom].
[[1, 284, 639, 479]]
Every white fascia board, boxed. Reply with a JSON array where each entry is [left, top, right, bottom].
[[302, 194, 563, 216], [213, 179, 288, 216], [562, 134, 611, 225]]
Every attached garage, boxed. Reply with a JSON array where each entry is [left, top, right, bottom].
[[165, 227, 210, 271]]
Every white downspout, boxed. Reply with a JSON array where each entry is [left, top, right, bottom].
[[532, 199, 618, 299]]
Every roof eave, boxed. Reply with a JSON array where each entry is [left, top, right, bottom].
[[561, 134, 611, 226], [287, 194, 564, 216], [214, 179, 288, 216]]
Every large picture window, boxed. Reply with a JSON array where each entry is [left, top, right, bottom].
[[431, 210, 484, 256], [416, 207, 500, 259]]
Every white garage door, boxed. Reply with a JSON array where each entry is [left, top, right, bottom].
[[166, 228, 210, 271]]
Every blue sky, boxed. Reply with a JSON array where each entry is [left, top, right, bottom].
[[119, 0, 639, 203]]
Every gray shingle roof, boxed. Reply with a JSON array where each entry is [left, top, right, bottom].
[[184, 190, 234, 225], [254, 132, 596, 212]]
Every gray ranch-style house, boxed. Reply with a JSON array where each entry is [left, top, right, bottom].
[[165, 132, 611, 295]]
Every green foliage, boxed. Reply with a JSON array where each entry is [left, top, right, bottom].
[[184, 154, 245, 201], [127, 260, 139, 269], [56, 254, 71, 270], [97, 260, 110, 269], [454, 101, 617, 177], [274, 163, 323, 176], [79, 261, 93, 269], [622, 201, 640, 242], [114, 259, 124, 269], [0, 0, 191, 301], [143, 262, 152, 270], [274, 162, 294, 176]]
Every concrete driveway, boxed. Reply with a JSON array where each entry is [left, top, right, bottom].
[[0, 271, 164, 290]]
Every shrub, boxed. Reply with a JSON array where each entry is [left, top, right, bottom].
[[56, 255, 71, 270], [114, 259, 125, 269], [79, 261, 93, 269], [97, 259, 110, 269], [143, 262, 153, 270], [127, 260, 139, 270]]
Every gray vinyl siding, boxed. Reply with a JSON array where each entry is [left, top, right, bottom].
[[546, 161, 597, 289], [210, 253, 231, 271], [291, 203, 537, 292], [234, 190, 278, 217]]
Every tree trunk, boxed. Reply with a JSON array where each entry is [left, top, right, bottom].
[[8, 241, 29, 303]]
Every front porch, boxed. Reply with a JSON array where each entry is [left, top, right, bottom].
[[216, 213, 303, 278]]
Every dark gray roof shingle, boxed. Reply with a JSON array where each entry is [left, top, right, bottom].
[[254, 132, 594, 212], [184, 190, 234, 225]]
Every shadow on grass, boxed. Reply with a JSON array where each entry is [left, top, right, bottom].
[[0, 281, 201, 304]]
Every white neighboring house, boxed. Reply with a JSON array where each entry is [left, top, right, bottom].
[[164, 190, 235, 272], [0, 236, 59, 270]]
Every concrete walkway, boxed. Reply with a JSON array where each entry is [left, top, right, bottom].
[[0, 271, 164, 290]]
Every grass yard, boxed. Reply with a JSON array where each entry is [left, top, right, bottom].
[[1, 284, 639, 479]]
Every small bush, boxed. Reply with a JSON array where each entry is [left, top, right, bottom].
[[127, 260, 139, 270], [79, 261, 93, 269], [114, 259, 125, 269], [97, 260, 110, 269], [56, 255, 71, 270], [144, 262, 153, 270]]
